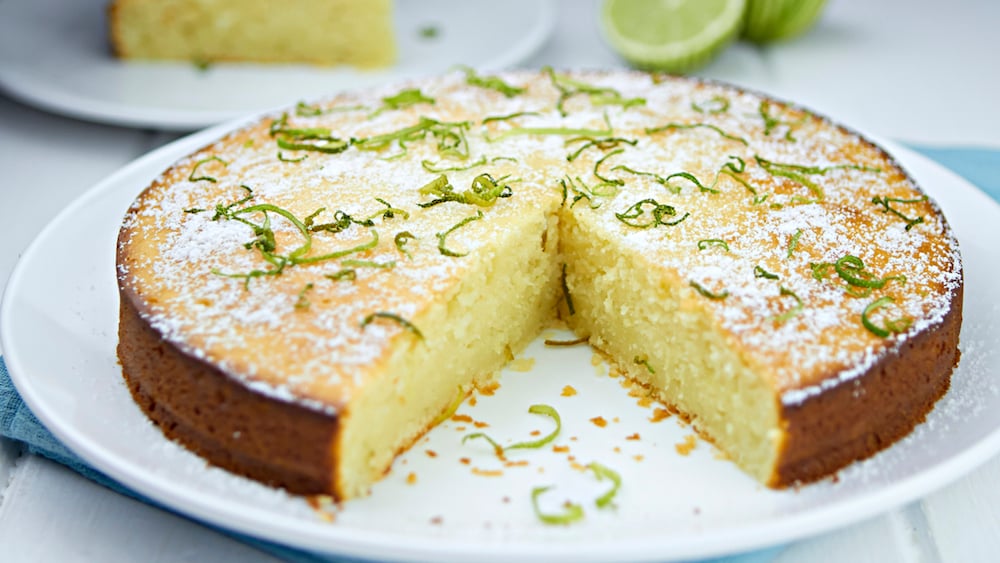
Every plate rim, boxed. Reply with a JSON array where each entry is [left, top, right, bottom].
[[3, 112, 1000, 562]]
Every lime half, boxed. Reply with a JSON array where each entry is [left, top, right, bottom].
[[742, 0, 828, 43], [600, 0, 747, 73]]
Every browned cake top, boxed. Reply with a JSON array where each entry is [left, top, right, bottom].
[[117, 70, 962, 411]]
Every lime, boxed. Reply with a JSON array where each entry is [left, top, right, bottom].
[[600, 0, 747, 74], [742, 0, 828, 43]]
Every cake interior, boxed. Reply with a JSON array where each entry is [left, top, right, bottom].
[[334, 204, 561, 498], [560, 208, 783, 484]]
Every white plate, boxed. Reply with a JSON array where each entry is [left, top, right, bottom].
[[0, 0, 555, 131], [3, 115, 1000, 563]]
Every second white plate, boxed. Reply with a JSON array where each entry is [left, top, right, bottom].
[[3, 117, 1000, 562], [0, 0, 555, 130]]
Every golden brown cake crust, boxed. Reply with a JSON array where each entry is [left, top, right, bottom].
[[773, 284, 962, 486], [118, 290, 339, 494]]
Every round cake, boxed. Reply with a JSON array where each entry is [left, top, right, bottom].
[[116, 69, 963, 500]]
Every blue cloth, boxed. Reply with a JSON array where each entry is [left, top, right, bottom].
[[2, 146, 997, 562]]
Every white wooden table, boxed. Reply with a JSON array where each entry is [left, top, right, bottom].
[[1, 0, 998, 560]]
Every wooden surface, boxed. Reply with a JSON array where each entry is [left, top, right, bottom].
[[1, 0, 998, 561]]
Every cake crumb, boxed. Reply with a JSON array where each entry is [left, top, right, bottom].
[[675, 434, 698, 456], [552, 445, 570, 453], [426, 450, 438, 457], [454, 426, 466, 431], [570, 461, 587, 472], [502, 496, 511, 503], [406, 472, 417, 484], [477, 381, 500, 396], [473, 420, 489, 428], [561, 385, 578, 397], [472, 468, 504, 477], [430, 516, 443, 525], [451, 414, 473, 423], [636, 397, 653, 408], [459, 457, 471, 465], [530, 430, 541, 436], [509, 357, 536, 372], [633, 454, 644, 462], [590, 416, 608, 428], [649, 408, 671, 423], [469, 396, 478, 407], [612, 416, 620, 423], [626, 433, 641, 441], [590, 353, 603, 367], [614, 446, 621, 453], [504, 460, 529, 468]]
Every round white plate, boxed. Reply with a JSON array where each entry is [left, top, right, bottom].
[[0, 0, 555, 131], [3, 115, 1000, 562]]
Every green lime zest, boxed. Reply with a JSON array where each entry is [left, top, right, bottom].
[[531, 486, 585, 525], [697, 239, 730, 252], [294, 101, 366, 117], [615, 198, 689, 229], [645, 122, 748, 146], [561, 263, 575, 315], [421, 155, 487, 173], [787, 229, 803, 258], [394, 231, 416, 259], [690, 280, 729, 300], [565, 175, 620, 209], [367, 198, 410, 222], [189, 156, 228, 183], [277, 151, 308, 163], [371, 88, 435, 117], [360, 311, 424, 340], [544, 336, 589, 347], [771, 286, 803, 324], [341, 258, 395, 269], [691, 96, 730, 114], [325, 269, 356, 282], [293, 228, 379, 265], [588, 462, 622, 509], [755, 156, 882, 200], [436, 210, 484, 257], [565, 136, 638, 162], [871, 195, 928, 231], [634, 354, 655, 374], [418, 173, 513, 208], [304, 208, 374, 234], [456, 65, 525, 98], [758, 100, 807, 142], [861, 296, 912, 338], [355, 116, 471, 160], [294, 283, 314, 309], [269, 114, 351, 154], [543, 66, 645, 116], [593, 148, 626, 186], [754, 265, 779, 279], [481, 111, 541, 125], [463, 404, 562, 457], [486, 112, 614, 142], [431, 386, 466, 426]]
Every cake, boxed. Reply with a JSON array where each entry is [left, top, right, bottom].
[[116, 69, 963, 500], [107, 0, 396, 68]]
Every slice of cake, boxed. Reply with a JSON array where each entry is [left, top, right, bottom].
[[116, 70, 962, 499], [107, 0, 396, 68]]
